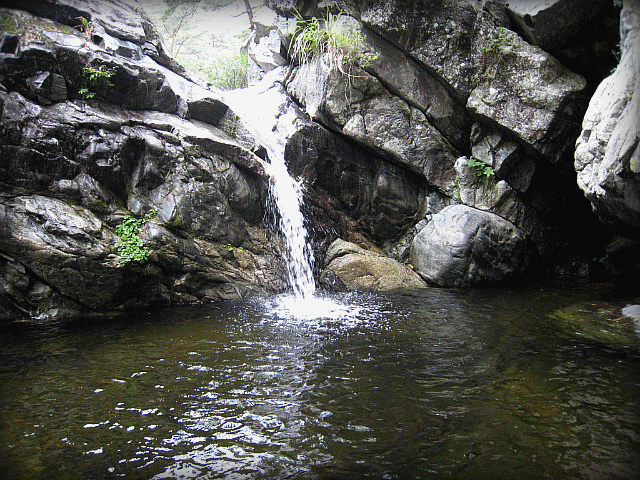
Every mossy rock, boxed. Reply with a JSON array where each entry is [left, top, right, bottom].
[[548, 302, 640, 349]]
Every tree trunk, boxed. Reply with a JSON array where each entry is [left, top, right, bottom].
[[243, 0, 255, 30]]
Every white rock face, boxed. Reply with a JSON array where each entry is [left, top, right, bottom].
[[575, 0, 640, 232]]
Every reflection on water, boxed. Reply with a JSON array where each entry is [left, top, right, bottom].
[[1, 283, 639, 479]]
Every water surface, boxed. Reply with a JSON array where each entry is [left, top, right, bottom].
[[1, 283, 639, 479]]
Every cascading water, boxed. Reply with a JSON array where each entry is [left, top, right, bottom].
[[223, 72, 375, 322], [222, 74, 316, 300], [266, 154, 316, 299]]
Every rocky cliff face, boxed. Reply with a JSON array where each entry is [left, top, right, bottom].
[[1, 0, 636, 320], [265, 0, 637, 286], [575, 0, 640, 249], [0, 0, 286, 320]]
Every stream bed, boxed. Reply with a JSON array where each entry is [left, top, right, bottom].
[[1, 281, 639, 479]]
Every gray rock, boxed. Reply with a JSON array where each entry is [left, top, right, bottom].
[[575, 0, 640, 233], [287, 56, 460, 195], [470, 123, 536, 194], [355, 0, 510, 99], [247, 23, 289, 76], [410, 204, 529, 287], [467, 27, 587, 164], [0, 88, 285, 320], [323, 239, 428, 292], [0, 5, 217, 117]]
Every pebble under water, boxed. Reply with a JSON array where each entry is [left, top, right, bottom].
[[1, 282, 639, 479]]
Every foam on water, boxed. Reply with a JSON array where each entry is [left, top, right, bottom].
[[252, 292, 396, 333]]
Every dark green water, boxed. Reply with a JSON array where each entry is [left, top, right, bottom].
[[1, 283, 639, 480]]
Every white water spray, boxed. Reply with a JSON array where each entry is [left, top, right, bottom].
[[222, 78, 316, 299]]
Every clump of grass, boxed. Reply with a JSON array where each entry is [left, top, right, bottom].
[[288, 8, 377, 74]]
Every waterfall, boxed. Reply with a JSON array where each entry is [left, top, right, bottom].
[[266, 151, 316, 299], [221, 77, 316, 299]]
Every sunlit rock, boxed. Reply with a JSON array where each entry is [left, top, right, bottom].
[[466, 27, 587, 164], [575, 0, 640, 234], [322, 239, 427, 292]]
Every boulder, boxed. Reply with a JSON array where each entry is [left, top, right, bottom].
[[316, 0, 588, 165], [575, 0, 640, 234], [322, 239, 427, 292], [452, 156, 555, 255], [410, 204, 529, 287], [353, 0, 510, 100]]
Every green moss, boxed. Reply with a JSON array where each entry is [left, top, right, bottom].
[[0, 12, 20, 34], [548, 303, 639, 348]]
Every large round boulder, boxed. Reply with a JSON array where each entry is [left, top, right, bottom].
[[410, 204, 529, 287]]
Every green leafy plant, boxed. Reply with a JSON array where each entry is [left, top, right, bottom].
[[80, 59, 117, 99], [114, 209, 156, 265], [288, 8, 377, 74], [221, 243, 244, 252], [468, 157, 495, 183]]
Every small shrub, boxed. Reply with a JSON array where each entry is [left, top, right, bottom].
[[80, 59, 117, 99], [467, 157, 495, 183], [74, 16, 94, 40], [114, 209, 156, 265]]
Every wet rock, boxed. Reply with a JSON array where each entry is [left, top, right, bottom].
[[0, 88, 284, 320], [549, 301, 640, 348], [287, 56, 460, 195], [322, 239, 427, 292], [410, 204, 529, 287], [223, 74, 427, 246], [247, 23, 289, 75]]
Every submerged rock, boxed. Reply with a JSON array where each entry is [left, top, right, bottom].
[[549, 302, 640, 348], [410, 204, 529, 287], [322, 239, 427, 292]]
